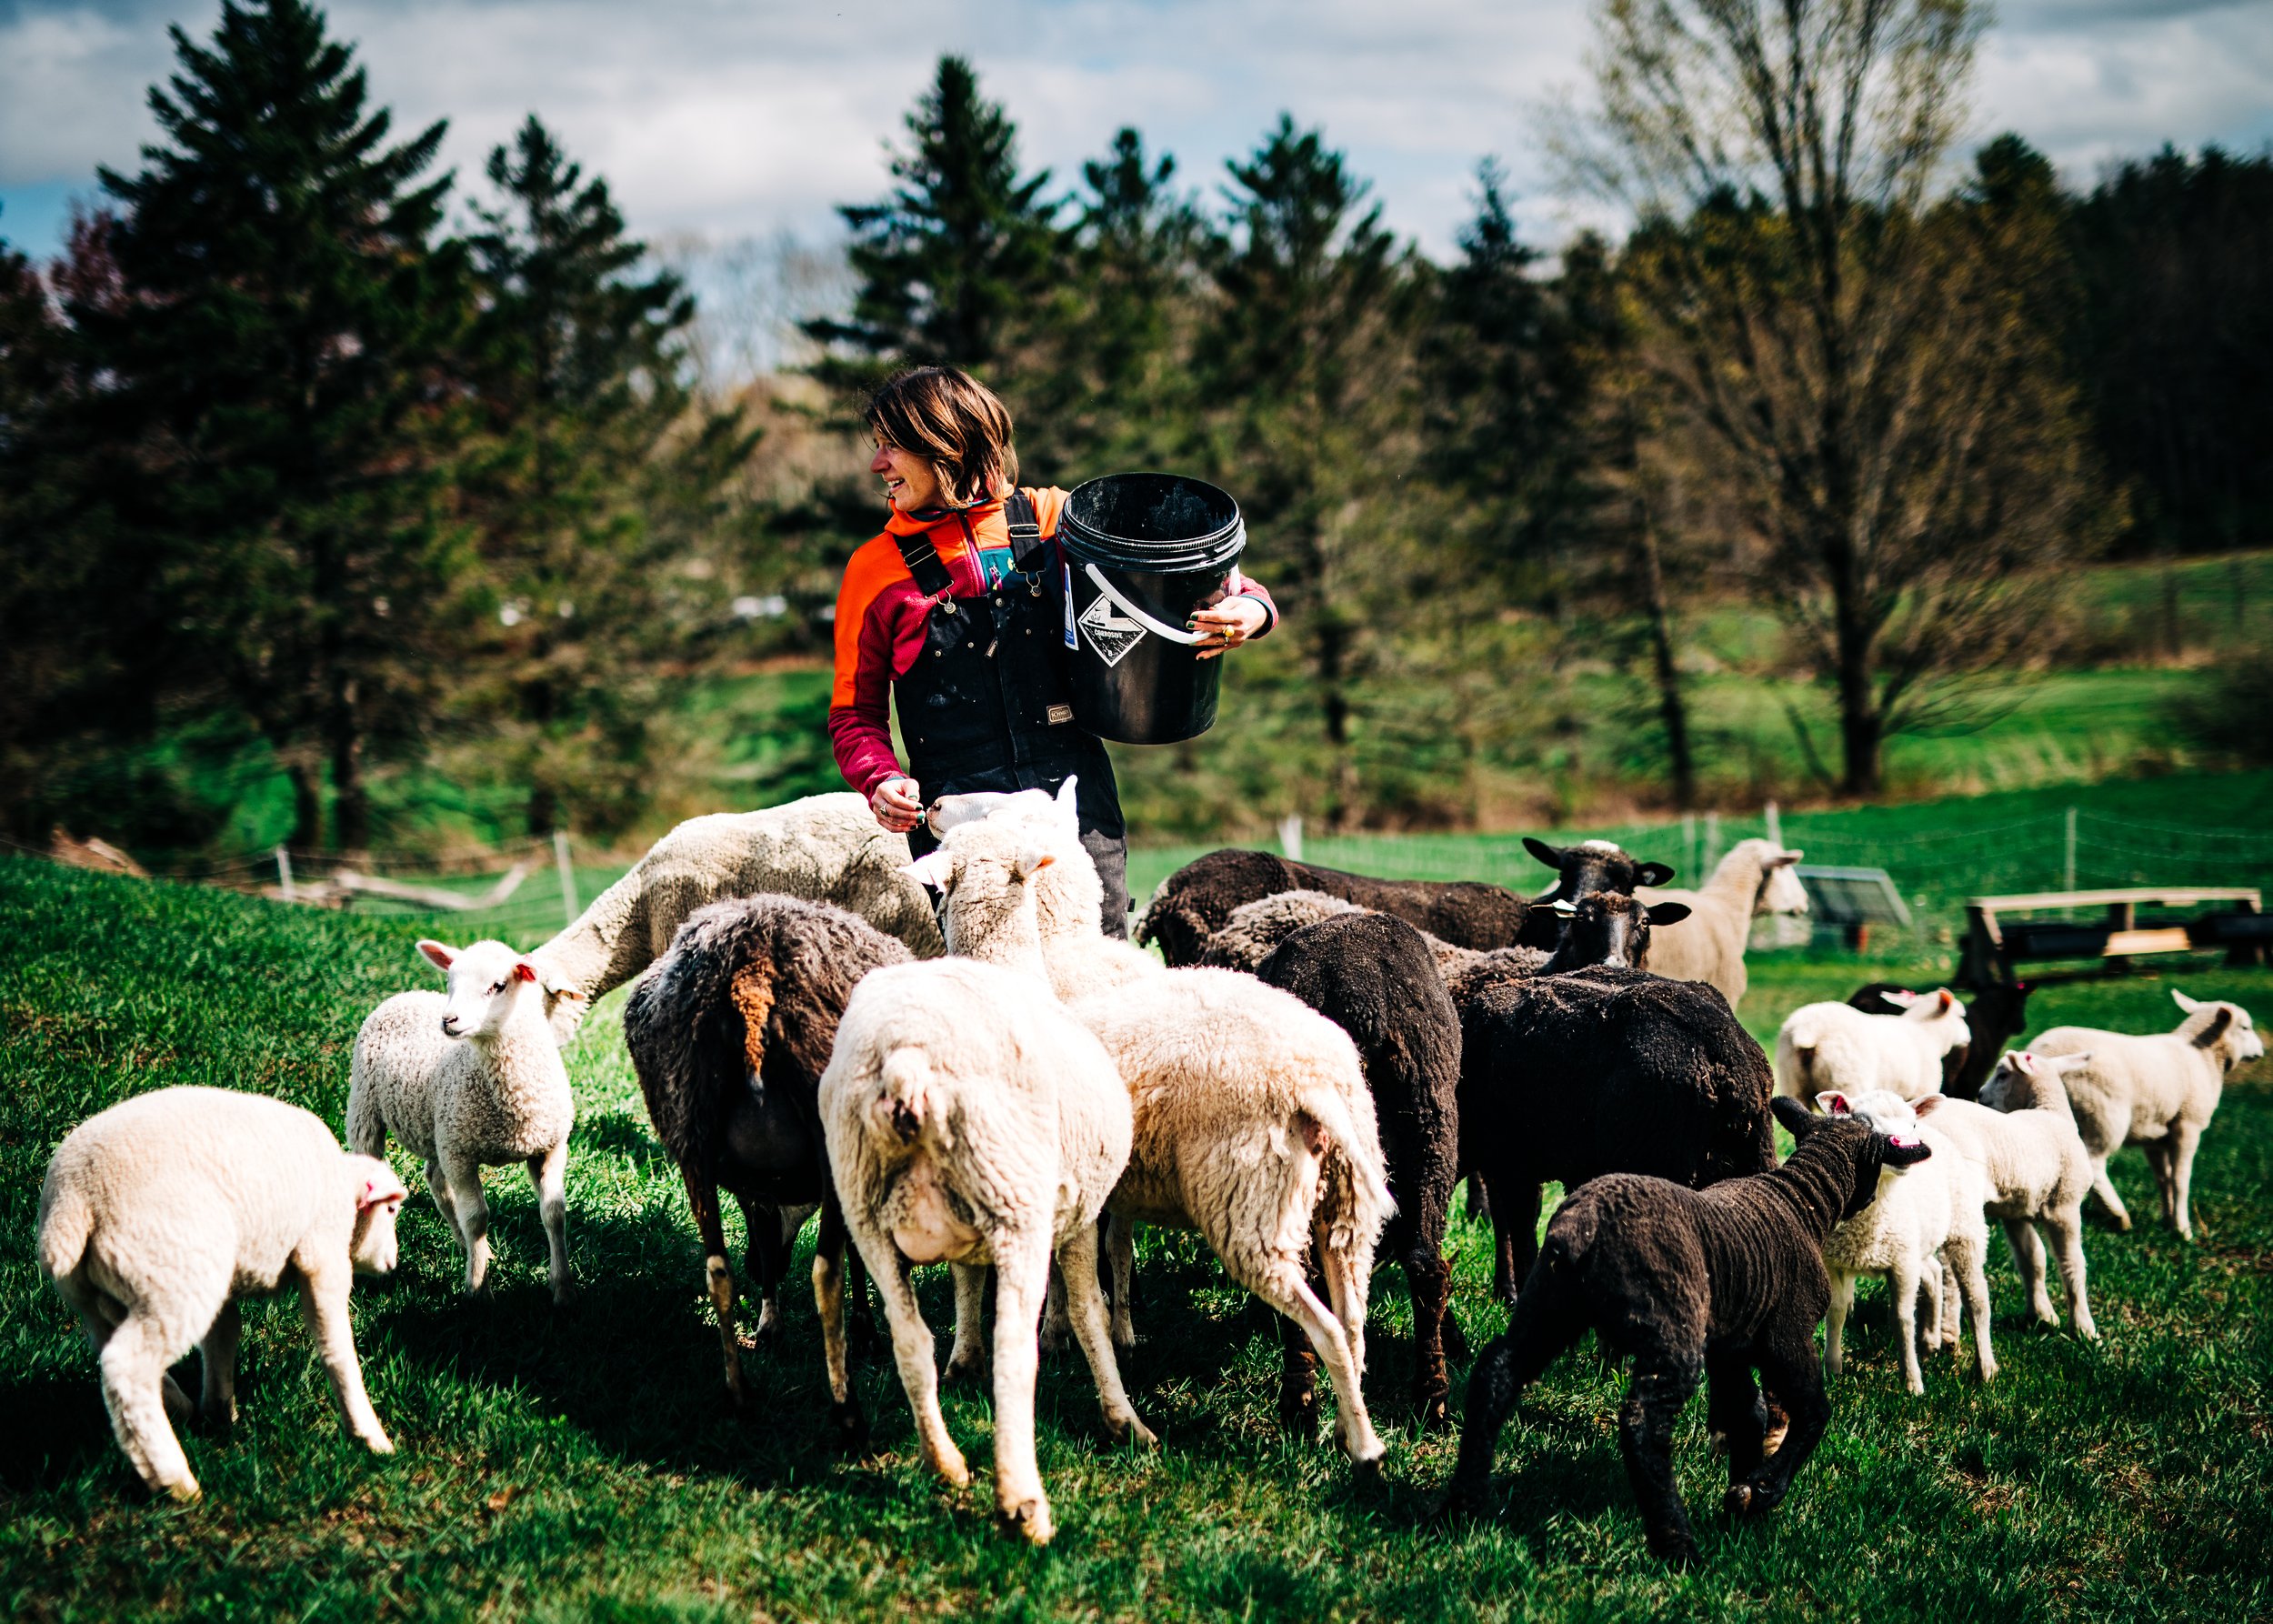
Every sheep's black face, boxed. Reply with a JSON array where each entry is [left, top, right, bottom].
[[1523, 837, 1677, 904]]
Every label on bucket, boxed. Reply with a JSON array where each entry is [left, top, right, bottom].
[[1077, 591, 1147, 667]]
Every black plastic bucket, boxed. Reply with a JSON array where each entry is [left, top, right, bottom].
[[1058, 473, 1247, 744]]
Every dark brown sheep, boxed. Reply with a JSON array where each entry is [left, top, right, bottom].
[[1252, 910, 1465, 1427], [1851, 979, 2035, 1098], [1460, 966, 1780, 1303], [623, 894, 911, 1409], [1443, 1095, 1933, 1566]]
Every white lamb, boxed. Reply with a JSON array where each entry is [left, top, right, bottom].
[[914, 810, 1397, 1475], [2010, 989, 2263, 1239], [37, 1087, 409, 1501], [816, 844, 1147, 1547], [1775, 989, 1971, 1106], [526, 792, 944, 1018], [348, 938, 578, 1303], [1812, 1089, 1995, 1394], [1636, 837, 1807, 1007], [1913, 1050, 2099, 1339]]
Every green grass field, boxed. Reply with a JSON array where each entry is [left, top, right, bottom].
[[5, 854, 2271, 1620]]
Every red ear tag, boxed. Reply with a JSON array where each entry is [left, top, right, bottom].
[[514, 962, 537, 983]]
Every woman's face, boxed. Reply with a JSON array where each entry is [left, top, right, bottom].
[[872, 439, 944, 514]]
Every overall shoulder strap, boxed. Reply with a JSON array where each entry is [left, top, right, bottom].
[[1004, 490, 1048, 571], [890, 523, 958, 605]]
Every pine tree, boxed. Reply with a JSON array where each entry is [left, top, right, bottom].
[[805, 55, 1060, 379], [75, 0, 474, 850], [462, 115, 753, 838], [1203, 117, 1415, 823]]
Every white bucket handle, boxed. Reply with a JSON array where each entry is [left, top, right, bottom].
[[1082, 562, 1207, 646]]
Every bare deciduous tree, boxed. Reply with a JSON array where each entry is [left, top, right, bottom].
[[1563, 0, 2100, 794]]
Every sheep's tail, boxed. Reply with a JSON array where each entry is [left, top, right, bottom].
[[1299, 1080, 1395, 1256], [35, 1170, 92, 1282]]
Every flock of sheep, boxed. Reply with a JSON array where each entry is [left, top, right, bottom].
[[33, 787, 2264, 1566]]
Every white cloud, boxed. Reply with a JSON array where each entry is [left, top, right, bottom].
[[3, 0, 2268, 266]]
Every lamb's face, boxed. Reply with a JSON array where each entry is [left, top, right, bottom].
[[2175, 990, 2266, 1067], [419, 938, 544, 1039], [906, 824, 1056, 954], [346, 1156, 408, 1277], [1978, 1049, 2089, 1113], [1758, 847, 1809, 916], [925, 775, 1080, 842], [1810, 1093, 1932, 1218], [1524, 837, 1677, 902]]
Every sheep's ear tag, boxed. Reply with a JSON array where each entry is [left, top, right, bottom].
[[513, 962, 538, 983], [2013, 1050, 2038, 1076], [1820, 1092, 1854, 1117], [358, 1174, 406, 1211], [1551, 898, 1578, 916]]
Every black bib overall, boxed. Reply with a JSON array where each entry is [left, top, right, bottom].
[[896, 492, 1130, 935]]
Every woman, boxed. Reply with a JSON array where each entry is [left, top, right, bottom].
[[829, 366, 1276, 937]]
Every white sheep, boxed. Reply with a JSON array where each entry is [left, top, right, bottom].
[[1637, 838, 1807, 1007], [1812, 1090, 1997, 1395], [348, 938, 578, 1303], [816, 847, 1147, 1547], [915, 811, 1397, 1474], [1914, 1050, 2099, 1339], [1775, 989, 1970, 1106], [36, 1086, 409, 1501], [526, 792, 944, 1016], [2010, 989, 2263, 1239]]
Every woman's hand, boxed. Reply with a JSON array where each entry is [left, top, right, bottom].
[[1190, 596, 1268, 660], [870, 777, 924, 834]]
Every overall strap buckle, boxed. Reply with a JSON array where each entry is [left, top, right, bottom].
[[891, 528, 960, 613]]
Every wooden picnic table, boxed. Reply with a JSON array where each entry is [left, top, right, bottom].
[[1958, 886, 2267, 987]]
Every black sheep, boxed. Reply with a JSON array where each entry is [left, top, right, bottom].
[[1253, 910, 1465, 1426], [623, 894, 911, 1406], [1461, 965, 1779, 1303], [1444, 1096, 1932, 1565], [1850, 979, 2034, 1099]]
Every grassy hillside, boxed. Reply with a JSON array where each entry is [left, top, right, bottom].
[[5, 858, 2270, 1620]]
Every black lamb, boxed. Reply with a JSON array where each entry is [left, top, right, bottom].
[[1136, 838, 1673, 967], [1461, 964, 1779, 1303], [1851, 979, 2034, 1099], [622, 894, 911, 1406], [1251, 910, 1466, 1426], [1443, 1095, 1931, 1564]]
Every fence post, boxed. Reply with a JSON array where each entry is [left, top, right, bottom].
[[1704, 812, 1722, 872], [555, 831, 578, 927], [2064, 807, 2078, 894], [1764, 799, 1782, 848], [1277, 814, 1304, 864], [1682, 812, 1697, 882], [275, 845, 294, 903]]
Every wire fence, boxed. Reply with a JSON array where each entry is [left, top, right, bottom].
[[16, 798, 2273, 953]]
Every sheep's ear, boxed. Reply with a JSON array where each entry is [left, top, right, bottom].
[[1551, 897, 1578, 917], [1817, 1090, 1855, 1118], [1881, 988, 1920, 1008], [1635, 860, 1677, 887], [1055, 777, 1078, 815], [416, 939, 456, 971], [1769, 1095, 1816, 1138], [356, 1168, 408, 1209], [1523, 837, 1564, 871], [1936, 989, 1955, 1013], [1914, 1093, 1946, 1117], [2172, 988, 2202, 1014], [1646, 901, 1691, 927], [904, 851, 956, 891], [2191, 1007, 2235, 1048], [2044, 1050, 2091, 1072], [1882, 1137, 1932, 1167], [1015, 847, 1056, 881], [2010, 1050, 2040, 1077], [1772, 848, 1804, 867]]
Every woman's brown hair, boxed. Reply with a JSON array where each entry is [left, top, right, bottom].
[[864, 366, 1018, 510]]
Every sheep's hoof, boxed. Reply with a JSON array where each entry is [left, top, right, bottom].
[[1414, 1392, 1451, 1434], [1277, 1386, 1319, 1439], [1652, 1535, 1701, 1569], [550, 1282, 578, 1308], [1000, 1498, 1055, 1546], [1726, 1479, 1777, 1519], [927, 1447, 971, 1489], [160, 1476, 203, 1504], [942, 1352, 985, 1387], [1107, 1412, 1159, 1449], [828, 1400, 870, 1457], [1348, 1452, 1387, 1489], [360, 1429, 396, 1457]]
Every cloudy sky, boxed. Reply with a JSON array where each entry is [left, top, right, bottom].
[[4, 0, 2270, 269]]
